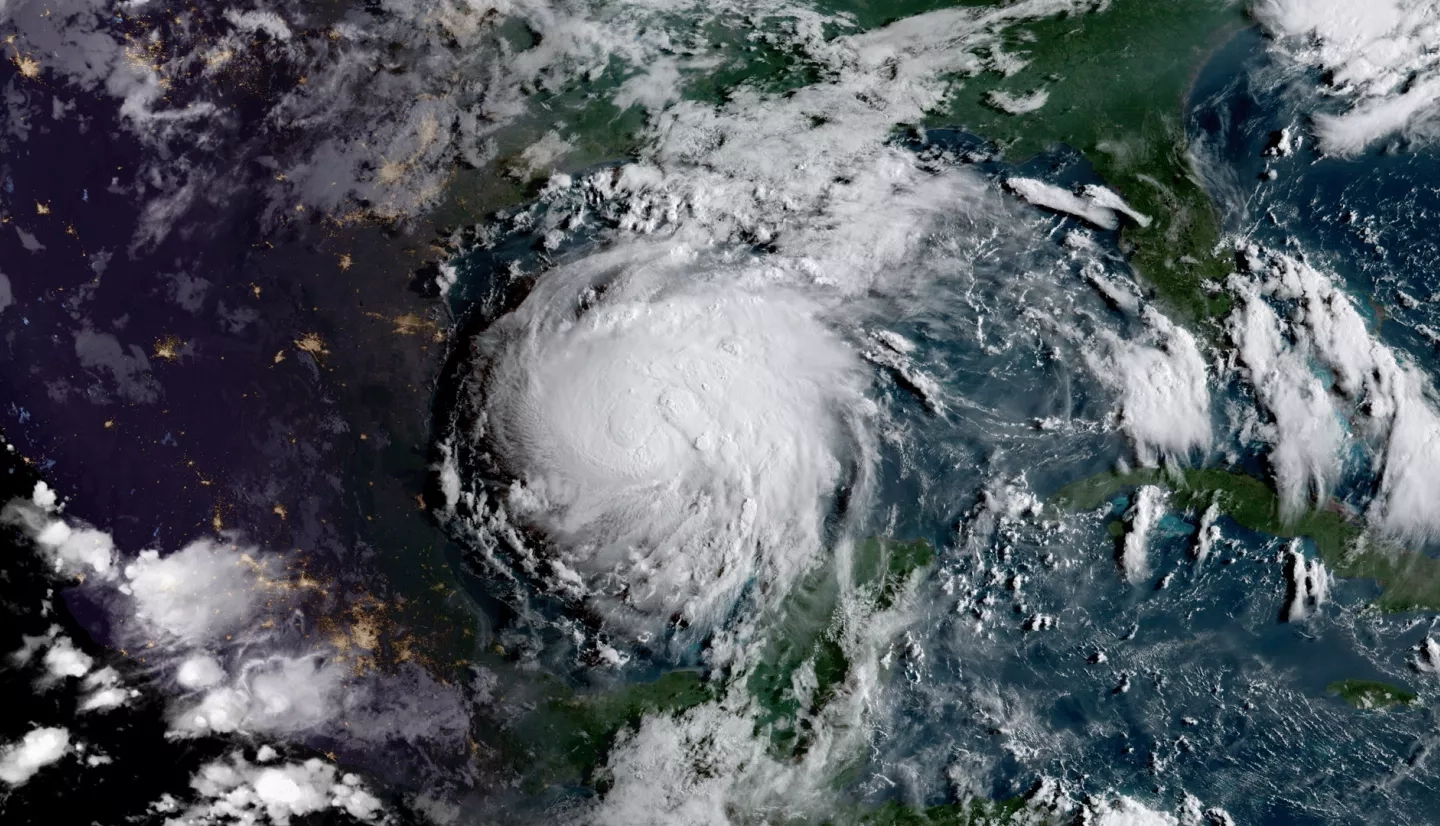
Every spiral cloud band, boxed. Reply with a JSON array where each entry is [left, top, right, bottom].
[[448, 245, 873, 633]]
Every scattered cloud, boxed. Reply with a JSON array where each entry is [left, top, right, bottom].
[[73, 328, 162, 405]]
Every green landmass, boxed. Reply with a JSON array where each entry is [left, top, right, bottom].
[[502, 537, 935, 788], [441, 0, 1253, 331], [850, 797, 1030, 826], [934, 0, 1248, 322], [1328, 679, 1418, 710], [510, 669, 713, 790], [750, 537, 935, 757], [1053, 467, 1440, 612]]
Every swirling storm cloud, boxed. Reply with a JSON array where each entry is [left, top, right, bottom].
[[443, 244, 874, 635]]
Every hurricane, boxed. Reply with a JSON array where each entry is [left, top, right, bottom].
[[439, 242, 876, 636], [21, 0, 1440, 823]]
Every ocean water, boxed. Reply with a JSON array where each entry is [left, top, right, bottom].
[[433, 25, 1440, 824], [865, 28, 1440, 823]]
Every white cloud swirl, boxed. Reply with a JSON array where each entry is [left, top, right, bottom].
[[451, 243, 873, 633]]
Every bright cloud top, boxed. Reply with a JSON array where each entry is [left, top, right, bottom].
[[1231, 245, 1440, 543], [0, 727, 70, 787], [1255, 0, 1440, 154], [1089, 308, 1212, 465], [437, 0, 1197, 652], [2, 484, 463, 763], [1228, 284, 1344, 514], [155, 751, 383, 825], [460, 244, 872, 632], [121, 541, 271, 646]]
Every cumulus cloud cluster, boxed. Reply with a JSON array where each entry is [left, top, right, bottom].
[[1089, 308, 1213, 466], [10, 624, 137, 711], [1254, 0, 1440, 154], [0, 727, 71, 787], [153, 750, 383, 825], [1228, 246, 1440, 542], [3, 481, 466, 782]]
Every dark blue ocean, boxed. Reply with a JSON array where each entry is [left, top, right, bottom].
[[431, 25, 1440, 825]]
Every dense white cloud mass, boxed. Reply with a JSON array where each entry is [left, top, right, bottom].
[[1, 0, 1319, 818], [156, 752, 383, 825], [41, 634, 94, 680], [30, 482, 57, 510], [1281, 540, 1329, 622], [121, 542, 271, 646], [1228, 287, 1344, 514], [1231, 246, 1440, 541], [1412, 636, 1440, 675], [1083, 185, 1151, 228], [174, 654, 349, 737], [440, 0, 1201, 655], [987, 88, 1050, 115], [1254, 0, 1440, 154], [1121, 485, 1164, 584], [1192, 503, 1220, 564], [1004, 177, 1143, 230], [0, 727, 70, 787], [467, 245, 871, 631], [1372, 392, 1440, 541], [176, 655, 227, 690], [78, 667, 132, 712], [588, 704, 762, 826], [29, 516, 118, 580], [1091, 309, 1212, 465], [1090, 795, 1179, 826]]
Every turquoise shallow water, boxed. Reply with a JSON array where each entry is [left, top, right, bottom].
[[433, 27, 1440, 824]]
